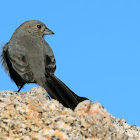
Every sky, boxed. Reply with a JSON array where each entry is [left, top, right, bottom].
[[0, 0, 140, 126]]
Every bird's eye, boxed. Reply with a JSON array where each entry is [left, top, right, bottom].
[[37, 25, 41, 29]]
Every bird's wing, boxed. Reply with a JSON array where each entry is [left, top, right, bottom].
[[43, 41, 56, 76], [7, 42, 34, 82], [1, 43, 9, 73]]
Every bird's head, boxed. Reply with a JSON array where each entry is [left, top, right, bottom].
[[17, 20, 54, 38]]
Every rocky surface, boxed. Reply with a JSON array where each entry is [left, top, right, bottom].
[[0, 86, 140, 140]]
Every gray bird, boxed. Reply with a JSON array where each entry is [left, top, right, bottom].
[[1, 20, 87, 110]]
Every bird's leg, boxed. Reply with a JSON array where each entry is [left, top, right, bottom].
[[17, 84, 24, 92], [47, 94, 51, 100]]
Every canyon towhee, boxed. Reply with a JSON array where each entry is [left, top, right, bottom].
[[1, 20, 87, 110]]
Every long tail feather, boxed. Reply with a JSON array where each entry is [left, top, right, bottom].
[[44, 75, 88, 110]]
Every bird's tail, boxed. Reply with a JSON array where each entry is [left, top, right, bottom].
[[44, 75, 88, 110]]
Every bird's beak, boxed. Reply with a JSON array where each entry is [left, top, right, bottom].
[[43, 28, 54, 35]]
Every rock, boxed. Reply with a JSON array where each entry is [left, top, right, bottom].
[[0, 86, 140, 139]]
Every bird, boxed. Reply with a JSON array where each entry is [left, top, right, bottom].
[[1, 20, 88, 110]]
